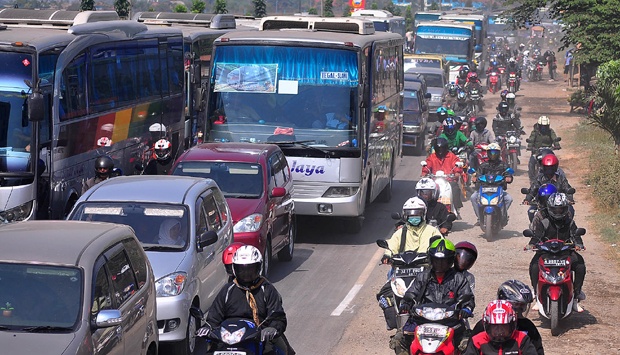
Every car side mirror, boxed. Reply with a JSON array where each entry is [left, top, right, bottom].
[[94, 309, 122, 329], [271, 187, 286, 198], [197, 230, 218, 251]]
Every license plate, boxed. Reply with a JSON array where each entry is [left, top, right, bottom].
[[419, 324, 447, 337], [395, 267, 424, 277], [543, 259, 567, 267], [214, 352, 246, 355], [481, 187, 497, 193]]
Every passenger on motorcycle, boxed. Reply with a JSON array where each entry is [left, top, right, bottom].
[[422, 137, 464, 212], [439, 117, 472, 151], [415, 178, 454, 235], [398, 239, 475, 354], [204, 245, 293, 354], [471, 280, 545, 355], [143, 138, 174, 175], [499, 90, 509, 102], [507, 57, 521, 79], [464, 300, 538, 355], [523, 154, 574, 205], [469, 117, 495, 170], [378, 197, 443, 330], [493, 101, 523, 138], [470, 143, 514, 225], [525, 193, 586, 313], [527, 182, 558, 222], [506, 93, 520, 118], [454, 241, 478, 293], [527, 116, 561, 180]]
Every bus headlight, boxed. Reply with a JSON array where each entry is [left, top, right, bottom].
[[0, 201, 34, 223], [322, 187, 359, 198]]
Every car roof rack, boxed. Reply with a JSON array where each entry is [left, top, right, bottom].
[[259, 16, 375, 35], [0, 9, 119, 28], [133, 12, 236, 29]]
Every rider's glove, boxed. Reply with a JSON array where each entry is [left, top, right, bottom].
[[196, 326, 210, 337], [261, 327, 278, 342], [460, 308, 473, 319], [399, 301, 412, 314], [575, 244, 585, 251], [524, 244, 536, 251], [381, 255, 392, 264]]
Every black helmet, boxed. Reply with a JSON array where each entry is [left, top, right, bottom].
[[94, 156, 114, 179], [428, 238, 456, 273], [474, 116, 487, 132], [547, 192, 570, 221], [498, 101, 509, 116], [497, 279, 534, 318], [433, 137, 450, 158]]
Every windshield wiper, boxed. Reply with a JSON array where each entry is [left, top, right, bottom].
[[226, 194, 256, 199], [274, 140, 334, 157], [22, 326, 73, 332]]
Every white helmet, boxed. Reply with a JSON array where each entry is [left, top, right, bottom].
[[416, 178, 439, 201], [149, 122, 167, 133], [538, 115, 550, 125], [154, 139, 172, 161], [402, 196, 427, 219], [506, 93, 516, 100], [509, 57, 516, 63], [523, 50, 530, 57], [232, 245, 263, 285]]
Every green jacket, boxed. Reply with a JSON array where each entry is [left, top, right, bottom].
[[440, 131, 472, 150], [527, 124, 560, 150]]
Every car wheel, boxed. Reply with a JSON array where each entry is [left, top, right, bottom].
[[262, 239, 272, 278], [170, 312, 198, 355], [278, 216, 295, 262]]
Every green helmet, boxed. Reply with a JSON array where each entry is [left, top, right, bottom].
[[428, 238, 456, 259], [446, 109, 455, 117]]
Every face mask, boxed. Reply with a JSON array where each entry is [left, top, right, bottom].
[[407, 216, 423, 226]]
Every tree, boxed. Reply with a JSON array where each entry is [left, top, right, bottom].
[[191, 0, 206, 13], [404, 5, 413, 32], [342, 4, 352, 16], [174, 3, 188, 12], [80, 0, 94, 11], [324, 0, 334, 17], [253, 0, 266, 17], [114, 0, 131, 18], [589, 60, 620, 153], [308, 7, 318, 15], [213, 0, 227, 13]]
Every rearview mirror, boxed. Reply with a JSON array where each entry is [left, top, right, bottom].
[[523, 229, 534, 238], [420, 161, 428, 166], [575, 228, 586, 237], [505, 167, 514, 175], [376, 239, 389, 249], [456, 162, 464, 168], [95, 310, 122, 329], [566, 188, 576, 194], [554, 137, 562, 142], [391, 212, 402, 220], [521, 187, 530, 194], [446, 213, 457, 223]]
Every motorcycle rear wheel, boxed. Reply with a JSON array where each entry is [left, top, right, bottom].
[[550, 300, 560, 336]]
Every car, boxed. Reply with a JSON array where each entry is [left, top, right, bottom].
[[0, 220, 157, 355], [405, 67, 448, 121], [67, 175, 233, 355], [404, 53, 448, 77], [402, 81, 430, 156], [170, 142, 295, 277]]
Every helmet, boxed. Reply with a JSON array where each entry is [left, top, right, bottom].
[[446, 108, 455, 117], [483, 300, 517, 344], [500, 90, 508, 101], [536, 183, 558, 206], [519, 43, 525, 49], [509, 57, 516, 64], [459, 67, 469, 78], [538, 115, 550, 125], [457, 90, 467, 101], [97, 136, 112, 147], [437, 107, 448, 121], [94, 155, 114, 179], [443, 117, 457, 136], [491, 43, 497, 50], [154, 139, 172, 161], [506, 93, 516, 106], [487, 142, 501, 162], [149, 122, 166, 134], [540, 154, 559, 177], [474, 116, 487, 132], [428, 239, 456, 273], [491, 60, 497, 67], [547, 192, 570, 221], [232, 245, 263, 285], [433, 137, 450, 158], [416, 178, 439, 202], [454, 241, 478, 272], [497, 280, 534, 318], [448, 84, 457, 97], [402, 196, 427, 223], [497, 101, 509, 116], [222, 242, 245, 276], [468, 72, 478, 80], [454, 116, 464, 129], [523, 50, 530, 57]]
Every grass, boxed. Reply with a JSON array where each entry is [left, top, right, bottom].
[[571, 120, 620, 258]]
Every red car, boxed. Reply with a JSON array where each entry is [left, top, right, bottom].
[[171, 143, 295, 276]]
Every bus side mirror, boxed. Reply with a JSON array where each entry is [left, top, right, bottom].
[[25, 79, 44, 122], [190, 64, 201, 85]]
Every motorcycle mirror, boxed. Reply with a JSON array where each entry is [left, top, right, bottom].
[[575, 228, 586, 237], [517, 107, 522, 111], [456, 162, 464, 168], [456, 293, 473, 305], [135, 163, 145, 172], [391, 212, 402, 220], [554, 137, 562, 142], [376, 239, 390, 249], [525, 138, 531, 143], [446, 213, 457, 223], [505, 167, 515, 175], [520, 187, 530, 194], [420, 161, 428, 166], [467, 167, 475, 174], [523, 229, 534, 238], [566, 188, 576, 194], [189, 306, 205, 320]]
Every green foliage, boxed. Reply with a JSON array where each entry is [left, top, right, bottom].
[[214, 0, 227, 14], [191, 0, 206, 13], [588, 60, 620, 148], [429, 2, 439, 10], [371, 2, 378, 10], [114, 0, 131, 18], [80, 0, 94, 11], [174, 3, 188, 12], [568, 89, 589, 113], [342, 5, 352, 16], [253, 0, 266, 17], [308, 7, 318, 15], [404, 5, 413, 31], [324, 0, 334, 17]]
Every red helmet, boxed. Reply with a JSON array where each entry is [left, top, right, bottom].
[[483, 300, 517, 344], [467, 71, 478, 80], [540, 153, 559, 177], [222, 242, 245, 276], [454, 241, 478, 272]]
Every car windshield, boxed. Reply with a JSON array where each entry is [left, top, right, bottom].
[[71, 203, 190, 249], [404, 95, 420, 112], [0, 263, 81, 330], [172, 161, 263, 198], [420, 74, 444, 88]]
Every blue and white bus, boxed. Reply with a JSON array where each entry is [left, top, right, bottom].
[[351, 9, 407, 38], [439, 13, 486, 68], [204, 16, 404, 232]]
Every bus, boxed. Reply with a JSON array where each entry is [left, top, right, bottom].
[[203, 16, 404, 232], [439, 13, 486, 67], [351, 9, 407, 38], [134, 12, 256, 147], [0, 9, 186, 221], [414, 20, 475, 83], [414, 11, 443, 26]]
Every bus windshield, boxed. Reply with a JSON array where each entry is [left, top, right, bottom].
[[414, 36, 470, 58], [0, 52, 33, 174], [207, 45, 359, 148]]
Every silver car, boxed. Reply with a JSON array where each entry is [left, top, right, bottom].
[[0, 221, 158, 355], [68, 175, 232, 355]]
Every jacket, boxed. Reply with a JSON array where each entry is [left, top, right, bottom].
[[472, 318, 545, 355], [440, 131, 472, 150], [476, 161, 511, 189], [529, 210, 583, 246], [403, 268, 475, 312], [427, 200, 453, 232], [526, 124, 560, 151], [384, 223, 442, 257], [470, 129, 495, 146], [493, 114, 522, 137], [464, 330, 538, 355], [525, 172, 574, 203], [422, 152, 462, 177], [206, 278, 287, 334]]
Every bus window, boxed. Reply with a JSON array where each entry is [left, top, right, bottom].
[[60, 53, 87, 121]]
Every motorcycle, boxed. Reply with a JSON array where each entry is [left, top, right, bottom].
[[535, 60, 545, 81], [523, 228, 587, 336], [526, 137, 562, 183], [487, 71, 500, 94], [507, 72, 518, 93], [469, 167, 514, 239], [421, 161, 465, 219], [527, 61, 537, 82], [521, 186, 575, 222], [452, 145, 471, 193], [467, 88, 482, 115], [468, 142, 490, 172], [505, 130, 522, 171]]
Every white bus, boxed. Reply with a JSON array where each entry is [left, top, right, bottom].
[[203, 16, 404, 232]]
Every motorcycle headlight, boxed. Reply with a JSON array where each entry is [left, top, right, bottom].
[[156, 272, 187, 297], [542, 270, 567, 284], [233, 214, 263, 233], [415, 307, 454, 321], [221, 327, 246, 345], [0, 200, 34, 223], [508, 136, 517, 144]]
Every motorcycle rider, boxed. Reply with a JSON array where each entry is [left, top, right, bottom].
[[454, 241, 478, 293], [524, 193, 586, 313], [523, 154, 575, 206], [499, 89, 509, 103], [506, 57, 521, 84], [527, 183, 558, 223], [422, 137, 464, 214], [471, 280, 545, 355], [378, 197, 443, 331], [82, 155, 115, 194], [398, 239, 475, 354], [222, 242, 245, 282], [203, 245, 294, 354], [457, 67, 469, 86], [415, 178, 454, 235], [543, 49, 557, 80], [469, 117, 495, 170], [439, 116, 472, 151], [143, 138, 174, 175], [464, 300, 538, 355], [493, 101, 523, 138], [454, 89, 469, 113], [470, 143, 514, 225], [526, 116, 561, 182], [506, 93, 520, 117]]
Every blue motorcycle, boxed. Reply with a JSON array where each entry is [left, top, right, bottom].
[[470, 168, 514, 239]]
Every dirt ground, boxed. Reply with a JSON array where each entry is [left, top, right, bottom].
[[332, 75, 620, 354]]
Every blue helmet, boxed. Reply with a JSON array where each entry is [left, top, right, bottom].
[[443, 117, 457, 135], [537, 183, 558, 206]]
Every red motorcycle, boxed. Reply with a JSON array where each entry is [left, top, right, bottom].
[[487, 71, 500, 94], [523, 228, 586, 336], [535, 60, 545, 81], [497, 64, 507, 81], [507, 72, 518, 93]]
